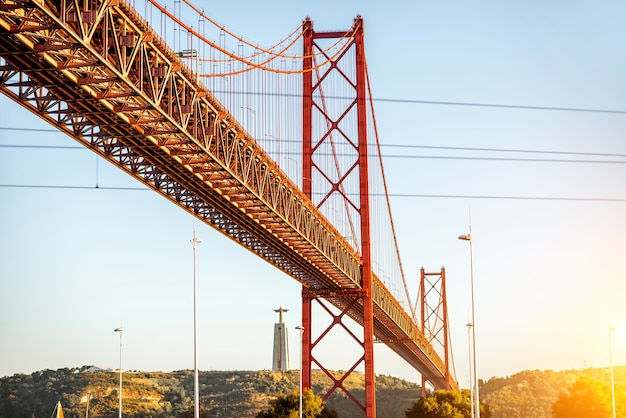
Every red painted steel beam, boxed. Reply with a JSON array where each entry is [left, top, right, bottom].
[[353, 16, 377, 418], [301, 17, 314, 393]]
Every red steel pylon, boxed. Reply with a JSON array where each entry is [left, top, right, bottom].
[[301, 16, 376, 417], [419, 267, 454, 395]]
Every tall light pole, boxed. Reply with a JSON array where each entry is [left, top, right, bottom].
[[85, 393, 91, 418], [467, 322, 474, 418], [609, 327, 616, 418], [191, 224, 202, 418], [459, 228, 480, 418], [178, 49, 199, 81], [295, 325, 304, 418], [113, 327, 124, 418]]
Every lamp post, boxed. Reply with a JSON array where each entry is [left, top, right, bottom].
[[191, 226, 202, 418], [459, 228, 480, 418], [178, 49, 199, 81], [85, 393, 91, 418], [467, 322, 474, 418], [295, 325, 304, 418], [265, 134, 280, 165], [113, 327, 123, 418], [609, 327, 616, 418], [241, 106, 256, 141]]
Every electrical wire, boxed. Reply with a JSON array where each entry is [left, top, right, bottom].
[[2, 143, 624, 165], [201, 90, 626, 115], [0, 144, 83, 150], [1, 128, 625, 159], [0, 184, 623, 202], [380, 154, 626, 164], [383, 193, 626, 202], [0, 184, 147, 191], [380, 144, 626, 159], [374, 97, 626, 115]]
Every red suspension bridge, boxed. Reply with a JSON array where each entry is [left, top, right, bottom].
[[0, 0, 458, 416]]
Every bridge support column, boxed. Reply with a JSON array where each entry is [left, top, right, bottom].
[[301, 14, 314, 397], [302, 16, 375, 417], [355, 16, 376, 417], [420, 267, 453, 393], [301, 288, 312, 391]]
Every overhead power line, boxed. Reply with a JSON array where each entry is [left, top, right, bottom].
[[0, 126, 60, 133], [381, 154, 626, 164], [3, 88, 626, 115], [0, 184, 147, 191], [373, 97, 626, 115], [207, 90, 626, 115], [3, 126, 626, 159], [380, 143, 626, 159], [2, 143, 625, 165], [385, 193, 626, 202], [0, 144, 84, 150], [0, 183, 624, 202]]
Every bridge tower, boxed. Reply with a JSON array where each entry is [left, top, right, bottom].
[[419, 267, 454, 394], [301, 16, 376, 417]]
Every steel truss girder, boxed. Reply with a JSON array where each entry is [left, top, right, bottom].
[[0, 0, 361, 291]]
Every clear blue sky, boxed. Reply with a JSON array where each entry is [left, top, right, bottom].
[[2, 0, 626, 388]]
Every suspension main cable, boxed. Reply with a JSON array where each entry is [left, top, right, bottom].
[[198, 32, 303, 64], [197, 38, 357, 76], [149, 0, 278, 68], [183, 0, 301, 57], [365, 53, 415, 320], [184, 0, 356, 62], [149, 0, 357, 75], [198, 24, 358, 76]]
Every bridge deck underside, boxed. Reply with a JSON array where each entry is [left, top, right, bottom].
[[0, 0, 454, 390]]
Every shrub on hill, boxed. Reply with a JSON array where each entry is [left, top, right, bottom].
[[480, 366, 626, 418], [0, 367, 420, 418]]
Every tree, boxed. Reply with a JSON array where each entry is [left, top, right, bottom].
[[405, 389, 490, 418], [256, 389, 338, 418], [179, 406, 209, 418], [552, 376, 611, 418]]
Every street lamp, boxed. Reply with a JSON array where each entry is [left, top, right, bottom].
[[609, 327, 616, 418], [178, 49, 199, 81], [241, 106, 256, 140], [191, 225, 202, 418], [265, 134, 281, 165], [295, 325, 304, 418], [467, 322, 474, 418], [459, 229, 480, 418], [113, 327, 123, 418]]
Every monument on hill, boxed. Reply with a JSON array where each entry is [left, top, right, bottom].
[[272, 306, 290, 370]]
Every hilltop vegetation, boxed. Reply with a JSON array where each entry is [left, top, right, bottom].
[[480, 366, 626, 418], [0, 366, 420, 418], [3, 365, 626, 417]]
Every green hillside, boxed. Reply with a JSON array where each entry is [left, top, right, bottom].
[[0, 366, 420, 418], [4, 365, 625, 417], [480, 366, 626, 418]]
